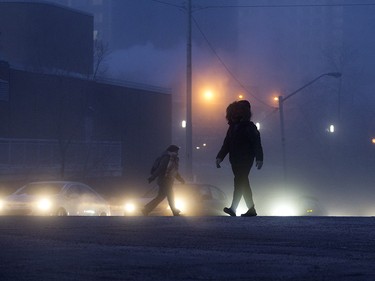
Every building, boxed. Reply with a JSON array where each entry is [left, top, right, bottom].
[[0, 2, 172, 191], [0, 1, 93, 74]]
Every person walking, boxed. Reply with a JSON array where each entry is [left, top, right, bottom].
[[216, 100, 263, 217], [143, 144, 185, 216]]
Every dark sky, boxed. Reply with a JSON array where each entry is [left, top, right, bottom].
[[110, 0, 239, 50]]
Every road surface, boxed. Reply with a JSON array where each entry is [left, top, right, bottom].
[[0, 216, 374, 280]]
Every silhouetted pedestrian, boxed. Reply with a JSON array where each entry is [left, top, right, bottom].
[[143, 145, 185, 216], [216, 100, 263, 216]]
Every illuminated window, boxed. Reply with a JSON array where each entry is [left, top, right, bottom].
[[93, 30, 98, 40]]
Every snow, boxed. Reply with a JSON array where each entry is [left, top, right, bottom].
[[0, 216, 374, 280]]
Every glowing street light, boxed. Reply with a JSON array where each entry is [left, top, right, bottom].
[[203, 90, 214, 101], [372, 138, 375, 144], [328, 124, 335, 133], [181, 120, 186, 128]]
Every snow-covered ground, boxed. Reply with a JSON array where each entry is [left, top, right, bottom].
[[0, 216, 374, 280]]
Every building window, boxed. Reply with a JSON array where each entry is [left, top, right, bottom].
[[0, 79, 9, 101]]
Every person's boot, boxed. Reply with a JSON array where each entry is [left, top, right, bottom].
[[241, 206, 257, 217], [172, 209, 181, 216], [223, 207, 236, 216]]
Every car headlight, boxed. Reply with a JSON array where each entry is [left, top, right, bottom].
[[124, 202, 136, 213], [270, 201, 298, 216], [37, 198, 52, 211], [174, 198, 186, 212], [166, 198, 187, 213]]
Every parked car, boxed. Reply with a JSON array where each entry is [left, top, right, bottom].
[[123, 183, 228, 216], [0, 181, 110, 216]]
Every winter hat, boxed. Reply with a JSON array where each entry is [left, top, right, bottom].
[[236, 100, 252, 121], [238, 99, 251, 109], [167, 144, 180, 152]]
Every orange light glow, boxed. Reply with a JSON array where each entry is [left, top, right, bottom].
[[203, 90, 214, 101], [372, 138, 375, 144], [193, 69, 230, 119], [238, 94, 244, 99], [273, 96, 279, 102]]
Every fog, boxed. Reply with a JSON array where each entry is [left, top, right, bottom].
[[100, 0, 375, 216], [2, 0, 375, 216]]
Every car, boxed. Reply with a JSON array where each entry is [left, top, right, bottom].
[[260, 194, 326, 216], [0, 181, 110, 216], [298, 195, 326, 216], [123, 183, 229, 216]]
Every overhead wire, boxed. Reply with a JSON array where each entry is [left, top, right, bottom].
[[195, 2, 375, 11], [191, 15, 273, 108], [150, 0, 374, 114], [149, 0, 184, 9], [150, 0, 375, 9]]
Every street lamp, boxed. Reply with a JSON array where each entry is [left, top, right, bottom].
[[328, 124, 335, 133], [278, 72, 342, 182]]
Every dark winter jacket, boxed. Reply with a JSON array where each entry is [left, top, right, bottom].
[[216, 120, 263, 165], [148, 151, 184, 184]]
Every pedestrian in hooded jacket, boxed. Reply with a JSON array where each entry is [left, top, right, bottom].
[[143, 145, 185, 216], [216, 100, 263, 217]]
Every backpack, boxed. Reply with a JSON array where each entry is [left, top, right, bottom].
[[150, 156, 162, 174]]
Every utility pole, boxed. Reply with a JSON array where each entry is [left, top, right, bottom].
[[185, 0, 193, 181], [278, 95, 287, 183], [278, 72, 342, 183]]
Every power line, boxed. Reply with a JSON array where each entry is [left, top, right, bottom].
[[149, 0, 184, 9], [151, 1, 375, 10], [191, 15, 273, 108], [151, 0, 278, 108], [260, 107, 279, 123], [152, 0, 370, 110], [194, 3, 375, 11]]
